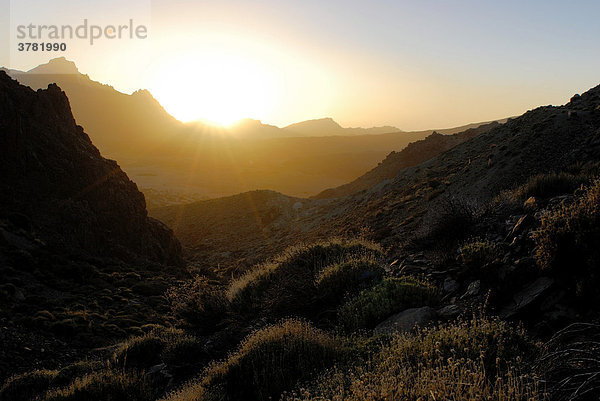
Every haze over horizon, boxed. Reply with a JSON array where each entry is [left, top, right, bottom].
[[1, 0, 600, 130]]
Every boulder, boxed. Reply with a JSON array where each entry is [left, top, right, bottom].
[[500, 277, 554, 318], [443, 278, 459, 294], [461, 280, 481, 299], [437, 304, 461, 319], [510, 215, 535, 237], [374, 306, 437, 335]]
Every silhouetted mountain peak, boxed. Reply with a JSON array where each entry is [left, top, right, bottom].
[[27, 57, 80, 75], [0, 71, 182, 265], [284, 117, 343, 133]]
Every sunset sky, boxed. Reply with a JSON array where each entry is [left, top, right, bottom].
[[1, 0, 600, 129]]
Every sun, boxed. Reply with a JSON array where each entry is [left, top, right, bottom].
[[149, 49, 278, 126]]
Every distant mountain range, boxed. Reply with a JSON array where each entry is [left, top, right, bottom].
[[2, 57, 404, 142]]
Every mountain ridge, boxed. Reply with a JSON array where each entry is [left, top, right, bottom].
[[0, 70, 182, 265]]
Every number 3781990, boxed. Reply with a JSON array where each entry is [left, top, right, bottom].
[[17, 42, 67, 51]]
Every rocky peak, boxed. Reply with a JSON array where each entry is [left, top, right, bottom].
[[27, 57, 80, 75], [0, 70, 182, 265]]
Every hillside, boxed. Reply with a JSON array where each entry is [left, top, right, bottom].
[[0, 71, 185, 381], [314, 121, 501, 199]]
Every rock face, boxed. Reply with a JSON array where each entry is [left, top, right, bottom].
[[0, 71, 181, 265], [374, 306, 437, 335]]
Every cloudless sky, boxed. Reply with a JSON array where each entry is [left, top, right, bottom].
[[1, 0, 600, 129]]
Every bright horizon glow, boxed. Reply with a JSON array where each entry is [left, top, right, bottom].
[[148, 47, 280, 126]]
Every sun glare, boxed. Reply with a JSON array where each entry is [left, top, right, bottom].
[[149, 49, 279, 126]]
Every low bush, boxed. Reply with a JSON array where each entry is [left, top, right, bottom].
[[161, 334, 208, 372], [0, 369, 59, 401], [228, 239, 383, 320], [514, 172, 588, 200], [113, 334, 165, 369], [166, 276, 228, 334], [337, 277, 439, 332], [419, 197, 479, 248], [315, 258, 384, 305], [460, 239, 501, 270], [163, 319, 346, 401], [534, 179, 600, 301]]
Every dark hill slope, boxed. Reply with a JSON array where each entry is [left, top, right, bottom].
[[314, 122, 500, 199], [0, 70, 181, 264]]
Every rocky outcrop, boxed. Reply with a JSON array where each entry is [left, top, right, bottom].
[[0, 71, 181, 265]]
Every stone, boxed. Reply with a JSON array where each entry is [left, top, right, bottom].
[[500, 277, 554, 318], [14, 289, 25, 302], [510, 215, 535, 237], [437, 304, 461, 319], [443, 278, 459, 294], [374, 306, 437, 335], [148, 363, 168, 375], [523, 197, 538, 211], [461, 280, 481, 299]]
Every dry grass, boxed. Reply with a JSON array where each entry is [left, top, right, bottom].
[[285, 317, 545, 401], [43, 370, 153, 401], [536, 322, 600, 401]]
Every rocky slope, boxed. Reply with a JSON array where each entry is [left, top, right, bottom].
[[314, 121, 500, 199]]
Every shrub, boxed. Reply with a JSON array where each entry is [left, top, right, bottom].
[[420, 197, 478, 248], [315, 258, 384, 305], [113, 334, 165, 369], [285, 317, 542, 401], [166, 276, 228, 334], [228, 239, 383, 320], [0, 369, 59, 401], [337, 277, 439, 332], [44, 371, 153, 401], [53, 361, 104, 387], [460, 239, 500, 270], [514, 172, 587, 200], [534, 180, 600, 300], [161, 334, 208, 372], [196, 319, 345, 401]]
